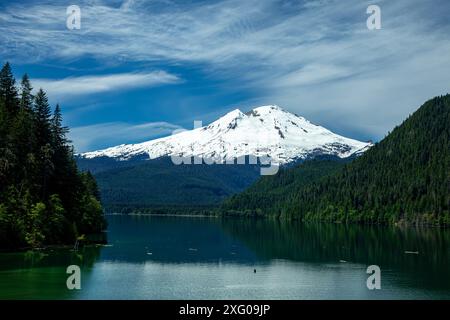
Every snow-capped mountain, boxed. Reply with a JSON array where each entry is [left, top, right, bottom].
[[80, 105, 372, 164]]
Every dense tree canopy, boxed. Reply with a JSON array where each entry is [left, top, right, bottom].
[[222, 159, 346, 218], [223, 95, 450, 226], [0, 62, 106, 250]]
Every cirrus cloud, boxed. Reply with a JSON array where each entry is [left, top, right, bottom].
[[32, 71, 181, 100], [69, 121, 184, 153], [2, 0, 450, 142]]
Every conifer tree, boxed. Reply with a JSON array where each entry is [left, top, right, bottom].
[[51, 104, 69, 148], [33, 89, 52, 148], [0, 62, 19, 116], [13, 74, 36, 188], [20, 74, 33, 111]]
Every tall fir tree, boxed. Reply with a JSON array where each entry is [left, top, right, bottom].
[[20, 74, 33, 111], [49, 104, 75, 202], [12, 74, 36, 189], [51, 104, 69, 148], [0, 62, 19, 116], [33, 88, 52, 149]]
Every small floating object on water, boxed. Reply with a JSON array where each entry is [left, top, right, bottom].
[[339, 260, 347, 263], [254, 269, 256, 273], [230, 252, 236, 255], [405, 251, 419, 254], [188, 248, 198, 251], [146, 252, 153, 255]]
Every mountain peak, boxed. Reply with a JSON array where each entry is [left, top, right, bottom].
[[220, 108, 245, 122], [223, 108, 245, 118], [248, 105, 284, 115], [81, 105, 372, 164], [253, 104, 283, 111], [208, 108, 245, 131]]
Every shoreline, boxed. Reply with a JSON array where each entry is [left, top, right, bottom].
[[0, 232, 108, 254], [106, 212, 220, 218], [105, 212, 449, 228], [2, 214, 447, 253]]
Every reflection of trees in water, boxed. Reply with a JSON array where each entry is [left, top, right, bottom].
[[0, 246, 103, 299], [0, 245, 103, 271], [220, 218, 450, 289], [101, 215, 258, 264]]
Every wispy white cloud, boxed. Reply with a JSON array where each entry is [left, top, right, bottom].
[[69, 121, 184, 153], [32, 71, 181, 99], [2, 0, 450, 140], [272, 64, 354, 88]]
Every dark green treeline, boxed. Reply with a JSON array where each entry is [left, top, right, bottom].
[[223, 95, 450, 226], [0, 62, 106, 250]]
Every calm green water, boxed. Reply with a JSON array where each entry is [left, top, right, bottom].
[[1, 215, 450, 299]]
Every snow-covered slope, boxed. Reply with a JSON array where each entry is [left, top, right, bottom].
[[81, 105, 372, 165]]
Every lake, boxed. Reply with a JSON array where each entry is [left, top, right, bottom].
[[1, 215, 449, 299]]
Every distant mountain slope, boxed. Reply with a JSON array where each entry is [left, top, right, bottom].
[[223, 95, 450, 226], [80, 105, 371, 165], [78, 105, 371, 212], [222, 159, 347, 217], [92, 157, 261, 213]]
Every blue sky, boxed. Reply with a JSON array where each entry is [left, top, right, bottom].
[[1, 0, 450, 152]]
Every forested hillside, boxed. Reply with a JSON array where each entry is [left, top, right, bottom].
[[223, 95, 450, 226], [89, 157, 261, 213], [222, 159, 346, 217], [0, 62, 106, 250]]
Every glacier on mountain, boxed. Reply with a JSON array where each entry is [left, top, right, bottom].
[[81, 105, 372, 165]]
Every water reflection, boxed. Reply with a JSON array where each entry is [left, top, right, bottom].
[[100, 215, 258, 264], [1, 215, 449, 299], [0, 246, 102, 299], [220, 218, 450, 291]]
